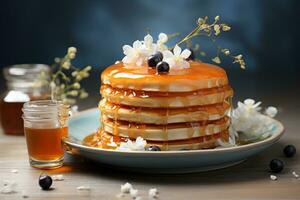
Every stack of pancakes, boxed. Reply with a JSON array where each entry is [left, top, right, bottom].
[[94, 61, 233, 150]]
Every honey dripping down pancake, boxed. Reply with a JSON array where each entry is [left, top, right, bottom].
[[89, 60, 233, 150]]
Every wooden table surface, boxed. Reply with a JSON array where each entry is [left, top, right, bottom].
[[0, 107, 299, 200]]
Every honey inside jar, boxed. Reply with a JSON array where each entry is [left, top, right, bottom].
[[24, 127, 68, 161]]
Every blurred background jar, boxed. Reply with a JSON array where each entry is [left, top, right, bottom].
[[0, 64, 51, 135]]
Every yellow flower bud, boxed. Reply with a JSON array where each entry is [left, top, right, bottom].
[[73, 83, 80, 89], [68, 47, 77, 54]]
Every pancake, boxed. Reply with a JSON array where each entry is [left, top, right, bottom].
[[88, 60, 233, 150], [99, 99, 230, 124], [101, 84, 233, 108], [84, 130, 229, 150], [101, 61, 229, 92], [101, 116, 230, 141]]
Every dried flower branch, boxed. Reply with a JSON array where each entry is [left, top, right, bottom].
[[49, 47, 92, 105], [175, 16, 245, 69]]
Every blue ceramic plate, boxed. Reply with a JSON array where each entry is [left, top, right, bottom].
[[63, 108, 284, 173]]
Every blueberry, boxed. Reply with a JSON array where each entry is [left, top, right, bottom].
[[156, 61, 169, 74], [154, 51, 163, 60], [147, 52, 163, 68], [187, 48, 195, 60], [147, 146, 161, 151], [283, 145, 296, 157], [269, 159, 284, 173], [39, 174, 52, 190]]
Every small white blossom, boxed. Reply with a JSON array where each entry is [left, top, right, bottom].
[[270, 175, 277, 181], [157, 33, 168, 51], [148, 188, 159, 199], [231, 99, 277, 142], [218, 98, 279, 147], [122, 40, 147, 66], [265, 106, 278, 118], [76, 185, 90, 191], [122, 33, 169, 66], [107, 137, 117, 148], [130, 188, 139, 198], [122, 34, 156, 66], [292, 171, 299, 179], [21, 190, 29, 198], [117, 137, 147, 151], [239, 99, 262, 112], [0, 180, 17, 194], [163, 45, 191, 70], [121, 182, 132, 194], [52, 174, 64, 181]]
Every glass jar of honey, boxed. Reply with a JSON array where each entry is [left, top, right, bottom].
[[0, 64, 50, 135], [23, 100, 70, 169]]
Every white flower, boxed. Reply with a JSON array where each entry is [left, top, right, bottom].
[[218, 98, 279, 147], [76, 185, 90, 191], [292, 171, 299, 179], [121, 182, 132, 194], [270, 175, 277, 181], [121, 33, 171, 67], [107, 137, 117, 148], [238, 99, 262, 113], [122, 34, 157, 66], [163, 45, 191, 69], [231, 99, 278, 142], [52, 174, 64, 181], [157, 33, 168, 51], [11, 169, 18, 173], [0, 180, 17, 194], [265, 106, 278, 118], [122, 40, 147, 66], [117, 137, 147, 151], [130, 188, 139, 198], [148, 188, 159, 199]]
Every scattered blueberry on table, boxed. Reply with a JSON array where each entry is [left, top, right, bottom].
[[146, 146, 161, 151], [283, 145, 296, 157], [39, 174, 53, 190], [269, 159, 284, 173]]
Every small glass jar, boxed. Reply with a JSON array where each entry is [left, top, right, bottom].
[[0, 64, 50, 135], [23, 100, 70, 169]]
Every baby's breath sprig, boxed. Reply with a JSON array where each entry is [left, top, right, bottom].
[[49, 47, 92, 105], [175, 16, 245, 69]]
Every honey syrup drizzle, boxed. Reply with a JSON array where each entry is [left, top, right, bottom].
[[94, 61, 233, 150]]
